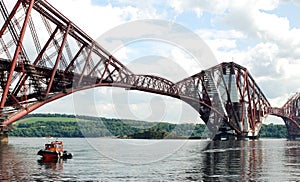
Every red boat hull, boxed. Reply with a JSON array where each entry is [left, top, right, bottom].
[[37, 149, 72, 160], [37, 150, 59, 160]]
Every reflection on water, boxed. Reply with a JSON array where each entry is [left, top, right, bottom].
[[0, 138, 299, 181], [37, 158, 64, 170], [185, 139, 300, 181], [36, 159, 64, 181], [0, 144, 30, 180], [284, 140, 300, 179], [199, 140, 263, 181]]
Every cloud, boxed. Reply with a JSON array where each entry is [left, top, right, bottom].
[[47, 0, 164, 38], [168, 0, 229, 17]]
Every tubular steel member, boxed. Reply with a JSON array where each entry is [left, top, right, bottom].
[[0, 0, 132, 126], [0, 0, 297, 141], [0, 0, 222, 134], [223, 62, 270, 139], [270, 93, 300, 139], [0, 0, 128, 128], [175, 70, 225, 139], [175, 62, 271, 140]]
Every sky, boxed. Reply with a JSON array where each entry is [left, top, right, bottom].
[[33, 0, 300, 125]]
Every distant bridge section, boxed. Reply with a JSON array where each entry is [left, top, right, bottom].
[[269, 93, 300, 138]]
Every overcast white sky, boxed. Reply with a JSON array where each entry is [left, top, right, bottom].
[[33, 0, 300, 125]]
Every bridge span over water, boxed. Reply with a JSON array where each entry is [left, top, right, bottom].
[[0, 0, 300, 142]]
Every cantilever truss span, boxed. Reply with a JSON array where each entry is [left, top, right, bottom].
[[270, 93, 300, 138], [0, 0, 299, 139]]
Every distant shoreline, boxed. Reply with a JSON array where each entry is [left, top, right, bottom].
[[9, 113, 288, 139]]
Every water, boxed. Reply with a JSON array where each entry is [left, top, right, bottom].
[[0, 137, 299, 181]]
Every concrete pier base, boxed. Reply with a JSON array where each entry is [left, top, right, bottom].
[[213, 133, 238, 141], [0, 130, 8, 144], [213, 132, 258, 141], [287, 135, 300, 140]]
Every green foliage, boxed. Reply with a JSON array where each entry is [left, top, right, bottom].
[[259, 123, 287, 138], [127, 129, 170, 139], [9, 114, 203, 138], [8, 114, 287, 139]]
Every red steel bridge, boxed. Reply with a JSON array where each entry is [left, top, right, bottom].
[[0, 0, 299, 141]]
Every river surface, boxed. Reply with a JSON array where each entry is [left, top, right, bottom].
[[0, 137, 299, 181]]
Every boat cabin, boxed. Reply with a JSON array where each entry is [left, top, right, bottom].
[[45, 141, 64, 152]]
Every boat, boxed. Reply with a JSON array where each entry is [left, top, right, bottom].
[[37, 140, 73, 160]]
